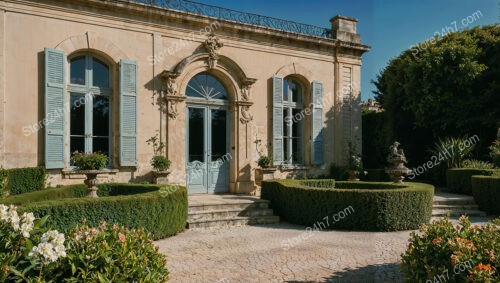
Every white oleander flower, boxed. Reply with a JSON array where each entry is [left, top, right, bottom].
[[29, 232, 67, 264], [20, 222, 33, 238], [18, 212, 35, 238], [22, 212, 35, 224], [0, 204, 8, 221]]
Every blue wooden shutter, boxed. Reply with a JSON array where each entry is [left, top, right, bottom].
[[311, 81, 324, 165], [44, 48, 66, 169], [119, 59, 138, 166], [272, 75, 284, 166]]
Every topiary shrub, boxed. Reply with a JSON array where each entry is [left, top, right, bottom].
[[261, 180, 434, 231], [2, 183, 187, 239], [401, 216, 499, 282], [6, 167, 46, 195], [471, 175, 500, 215], [446, 168, 498, 195]]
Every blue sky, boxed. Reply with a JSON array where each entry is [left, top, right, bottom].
[[193, 0, 498, 100]]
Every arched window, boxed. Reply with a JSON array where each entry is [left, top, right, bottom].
[[68, 54, 111, 159], [282, 77, 304, 164], [186, 72, 228, 100]]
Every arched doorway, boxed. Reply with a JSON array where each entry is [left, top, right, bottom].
[[185, 72, 230, 193]]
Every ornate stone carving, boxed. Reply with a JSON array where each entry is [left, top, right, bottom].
[[241, 85, 250, 101], [160, 70, 184, 120], [238, 78, 257, 124], [203, 33, 223, 69], [239, 105, 253, 124]]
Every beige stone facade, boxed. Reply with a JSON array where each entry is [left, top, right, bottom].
[[0, 0, 369, 193]]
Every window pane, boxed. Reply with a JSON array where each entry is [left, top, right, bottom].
[[70, 94, 85, 136], [283, 108, 289, 137], [93, 96, 109, 136], [186, 73, 228, 100], [283, 80, 289, 102], [292, 109, 302, 138], [70, 137, 85, 155], [93, 137, 109, 157], [292, 138, 303, 164], [211, 110, 227, 161], [291, 81, 302, 103], [188, 108, 205, 162], [70, 56, 86, 85], [92, 58, 109, 88]]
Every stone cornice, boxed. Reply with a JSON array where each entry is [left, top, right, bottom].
[[11, 0, 370, 54]]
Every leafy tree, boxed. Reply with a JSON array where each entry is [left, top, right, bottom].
[[370, 25, 500, 170]]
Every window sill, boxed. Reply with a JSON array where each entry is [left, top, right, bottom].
[[279, 165, 309, 171]]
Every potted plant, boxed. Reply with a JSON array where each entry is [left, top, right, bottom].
[[346, 142, 364, 181], [257, 155, 272, 168], [255, 155, 277, 190], [146, 132, 171, 184], [71, 151, 109, 197]]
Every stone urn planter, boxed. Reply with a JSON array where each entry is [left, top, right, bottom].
[[74, 170, 107, 198], [347, 170, 360, 181], [255, 167, 277, 186], [152, 170, 170, 184]]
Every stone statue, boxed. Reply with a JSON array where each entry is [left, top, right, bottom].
[[388, 141, 407, 163], [386, 141, 411, 184]]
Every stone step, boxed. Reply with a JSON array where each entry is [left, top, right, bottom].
[[432, 209, 487, 217], [188, 201, 269, 213], [188, 208, 274, 222], [188, 215, 280, 229], [433, 204, 479, 210], [433, 198, 476, 206]]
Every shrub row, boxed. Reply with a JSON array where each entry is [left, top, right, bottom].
[[261, 180, 434, 231], [0, 167, 46, 196], [2, 183, 187, 239], [446, 168, 498, 195], [472, 175, 500, 215]]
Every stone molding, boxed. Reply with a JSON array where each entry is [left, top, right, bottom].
[[55, 32, 128, 62]]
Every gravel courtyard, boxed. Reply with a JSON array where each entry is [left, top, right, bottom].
[[156, 223, 411, 283]]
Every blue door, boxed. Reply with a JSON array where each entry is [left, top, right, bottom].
[[186, 105, 229, 194]]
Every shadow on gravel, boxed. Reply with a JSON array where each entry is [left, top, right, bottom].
[[286, 262, 403, 283]]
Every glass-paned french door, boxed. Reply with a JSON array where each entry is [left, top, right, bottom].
[[186, 105, 229, 194], [68, 54, 111, 163]]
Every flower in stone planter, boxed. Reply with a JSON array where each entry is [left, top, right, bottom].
[[258, 155, 273, 168], [71, 151, 108, 170]]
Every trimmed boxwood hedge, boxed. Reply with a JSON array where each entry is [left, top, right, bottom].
[[446, 168, 498, 195], [4, 167, 46, 195], [261, 180, 434, 231], [471, 175, 500, 215], [1, 183, 187, 239]]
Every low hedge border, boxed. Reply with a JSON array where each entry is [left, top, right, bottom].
[[0, 167, 46, 196], [1, 183, 187, 239], [261, 180, 434, 231], [471, 175, 500, 215], [446, 168, 498, 195]]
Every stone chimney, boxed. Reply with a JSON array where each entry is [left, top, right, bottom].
[[330, 15, 360, 43]]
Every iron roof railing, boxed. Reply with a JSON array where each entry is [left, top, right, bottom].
[[131, 0, 333, 38]]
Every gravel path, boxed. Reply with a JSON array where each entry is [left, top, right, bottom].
[[156, 223, 412, 283]]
